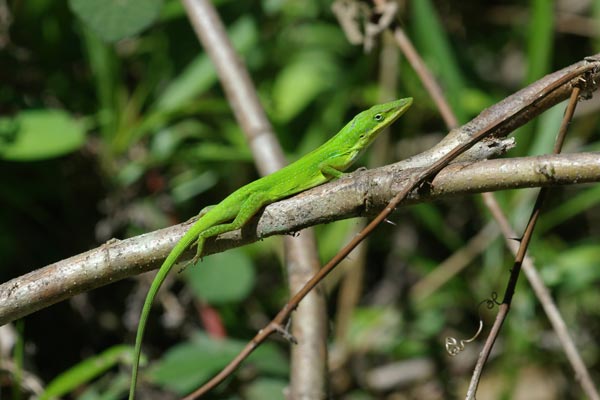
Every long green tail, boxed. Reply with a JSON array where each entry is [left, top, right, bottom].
[[128, 228, 200, 400]]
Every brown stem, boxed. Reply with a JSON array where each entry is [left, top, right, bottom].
[[465, 86, 582, 399], [387, 28, 599, 399], [392, 26, 459, 129]]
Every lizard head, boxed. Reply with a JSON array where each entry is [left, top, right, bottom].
[[349, 97, 413, 150]]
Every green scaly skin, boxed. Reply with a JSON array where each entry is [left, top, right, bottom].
[[129, 98, 412, 399]]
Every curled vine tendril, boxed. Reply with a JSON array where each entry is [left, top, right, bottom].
[[445, 320, 483, 356], [482, 291, 500, 310], [445, 292, 501, 357]]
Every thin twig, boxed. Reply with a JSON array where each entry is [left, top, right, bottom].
[[465, 86, 584, 399], [392, 25, 459, 129], [387, 28, 599, 399], [482, 194, 600, 400]]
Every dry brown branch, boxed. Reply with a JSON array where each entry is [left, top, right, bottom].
[[466, 87, 600, 400], [386, 22, 599, 398], [482, 193, 600, 400]]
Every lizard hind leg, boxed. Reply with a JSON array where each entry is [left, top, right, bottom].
[[191, 191, 269, 264], [190, 236, 207, 266], [173, 204, 220, 271], [178, 247, 203, 273]]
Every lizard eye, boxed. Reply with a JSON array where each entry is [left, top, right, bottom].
[[374, 113, 383, 121]]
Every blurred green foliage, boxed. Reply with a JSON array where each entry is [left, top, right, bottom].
[[0, 109, 86, 160], [1, 0, 599, 399], [183, 249, 255, 304], [40, 345, 136, 400], [148, 333, 288, 395]]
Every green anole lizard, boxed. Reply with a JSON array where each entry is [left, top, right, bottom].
[[129, 97, 413, 399]]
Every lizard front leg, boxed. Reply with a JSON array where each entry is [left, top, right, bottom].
[[319, 163, 346, 180]]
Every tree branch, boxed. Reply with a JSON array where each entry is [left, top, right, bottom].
[[1, 152, 599, 325], [2, 54, 599, 326]]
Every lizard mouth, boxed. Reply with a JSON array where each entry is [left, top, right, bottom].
[[385, 98, 414, 114]]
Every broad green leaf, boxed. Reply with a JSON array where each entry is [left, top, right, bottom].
[[263, 0, 319, 17], [272, 52, 338, 122], [0, 110, 85, 161], [245, 378, 287, 400], [40, 345, 134, 400], [278, 22, 351, 56], [150, 120, 211, 162], [149, 333, 288, 395], [170, 171, 218, 204], [183, 249, 255, 303], [149, 339, 238, 395], [69, 0, 163, 42]]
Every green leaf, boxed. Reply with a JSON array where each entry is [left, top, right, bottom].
[[184, 142, 253, 163], [40, 345, 134, 400], [272, 52, 338, 122], [244, 378, 287, 400], [183, 249, 255, 303], [170, 171, 218, 204], [0, 110, 86, 161], [149, 338, 238, 395], [149, 333, 288, 395], [69, 0, 163, 42]]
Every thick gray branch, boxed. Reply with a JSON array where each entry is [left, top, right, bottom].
[[0, 152, 599, 325]]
